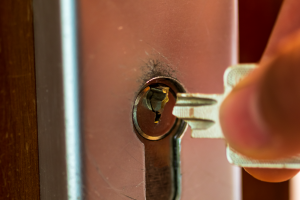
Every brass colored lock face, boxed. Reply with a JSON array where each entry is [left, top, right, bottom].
[[133, 76, 186, 140]]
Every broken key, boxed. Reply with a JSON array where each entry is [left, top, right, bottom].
[[173, 64, 300, 169]]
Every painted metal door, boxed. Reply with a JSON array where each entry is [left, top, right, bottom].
[[34, 0, 240, 199]]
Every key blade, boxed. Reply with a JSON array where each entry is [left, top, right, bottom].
[[173, 64, 257, 138], [172, 93, 224, 138]]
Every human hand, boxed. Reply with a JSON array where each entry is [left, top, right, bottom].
[[220, 0, 300, 182]]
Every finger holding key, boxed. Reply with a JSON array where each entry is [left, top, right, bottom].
[[220, 0, 300, 182]]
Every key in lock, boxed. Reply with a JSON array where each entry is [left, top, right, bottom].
[[173, 64, 300, 169], [133, 65, 300, 200], [132, 77, 187, 200]]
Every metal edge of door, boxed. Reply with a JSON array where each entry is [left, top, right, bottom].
[[233, 1, 242, 199], [33, 0, 83, 199], [291, 174, 300, 200]]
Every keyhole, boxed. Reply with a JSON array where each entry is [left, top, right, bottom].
[[132, 77, 187, 200], [154, 112, 161, 123], [144, 86, 170, 123]]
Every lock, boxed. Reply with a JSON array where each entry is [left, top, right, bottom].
[[132, 76, 187, 200], [133, 76, 187, 141]]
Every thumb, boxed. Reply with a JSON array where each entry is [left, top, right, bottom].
[[220, 31, 300, 161]]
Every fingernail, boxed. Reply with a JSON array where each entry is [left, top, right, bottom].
[[220, 82, 270, 154]]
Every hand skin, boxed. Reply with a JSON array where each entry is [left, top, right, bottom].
[[220, 0, 300, 182]]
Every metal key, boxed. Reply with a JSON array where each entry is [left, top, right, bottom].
[[173, 64, 300, 169]]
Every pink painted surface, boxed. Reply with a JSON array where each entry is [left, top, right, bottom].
[[79, 0, 239, 199]]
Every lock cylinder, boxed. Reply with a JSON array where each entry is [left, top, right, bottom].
[[132, 76, 188, 200], [133, 76, 187, 141]]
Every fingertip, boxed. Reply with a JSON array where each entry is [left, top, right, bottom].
[[244, 167, 299, 183], [220, 80, 271, 159], [221, 39, 300, 159]]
